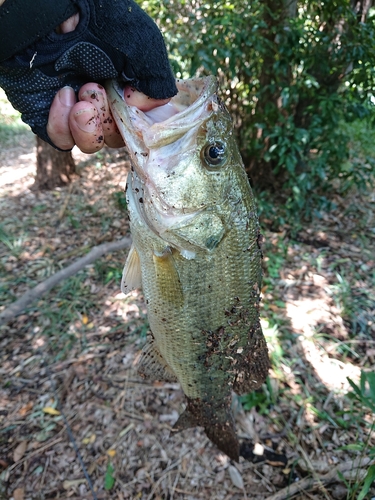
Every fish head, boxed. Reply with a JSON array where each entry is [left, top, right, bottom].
[[107, 77, 246, 255]]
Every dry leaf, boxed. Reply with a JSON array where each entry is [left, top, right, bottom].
[[63, 478, 87, 490], [13, 488, 24, 500], [216, 470, 225, 483], [82, 433, 96, 445], [0, 459, 8, 469], [13, 441, 27, 462], [268, 304, 281, 312], [42, 406, 60, 416], [19, 402, 33, 416], [228, 465, 244, 489]]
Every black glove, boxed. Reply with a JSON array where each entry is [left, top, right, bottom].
[[0, 0, 177, 149]]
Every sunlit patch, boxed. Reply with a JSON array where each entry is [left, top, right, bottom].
[[297, 334, 360, 392], [0, 158, 35, 189], [32, 337, 45, 349], [261, 318, 280, 351], [111, 290, 144, 321], [286, 292, 360, 392], [286, 296, 337, 337], [215, 452, 229, 466]]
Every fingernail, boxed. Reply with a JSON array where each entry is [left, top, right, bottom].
[[59, 86, 76, 107], [74, 108, 98, 133], [80, 89, 104, 103]]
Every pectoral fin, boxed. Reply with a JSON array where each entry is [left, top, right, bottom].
[[138, 336, 177, 382], [121, 244, 142, 294], [153, 247, 183, 307]]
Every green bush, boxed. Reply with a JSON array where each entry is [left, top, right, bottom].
[[140, 0, 375, 221]]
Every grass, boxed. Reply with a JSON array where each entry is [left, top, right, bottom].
[[0, 88, 29, 146], [331, 271, 375, 337]]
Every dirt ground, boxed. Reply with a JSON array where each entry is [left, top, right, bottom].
[[0, 129, 374, 500]]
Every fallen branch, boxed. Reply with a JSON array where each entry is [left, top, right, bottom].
[[0, 236, 131, 326], [265, 457, 373, 500]]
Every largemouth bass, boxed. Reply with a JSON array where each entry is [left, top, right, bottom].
[[106, 77, 269, 462]]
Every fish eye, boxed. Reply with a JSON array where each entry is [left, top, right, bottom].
[[202, 141, 227, 168]]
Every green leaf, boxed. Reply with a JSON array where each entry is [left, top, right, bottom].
[[104, 462, 116, 491], [365, 372, 375, 402], [339, 444, 364, 452], [347, 377, 363, 398], [357, 465, 375, 500], [337, 470, 350, 489]]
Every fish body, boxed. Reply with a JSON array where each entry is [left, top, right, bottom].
[[106, 77, 269, 461]]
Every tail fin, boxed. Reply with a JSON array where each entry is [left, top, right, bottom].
[[174, 397, 239, 462]]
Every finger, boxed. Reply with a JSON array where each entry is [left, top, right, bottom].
[[124, 85, 171, 111], [58, 13, 80, 34], [79, 83, 124, 148], [47, 86, 76, 150], [69, 101, 104, 154]]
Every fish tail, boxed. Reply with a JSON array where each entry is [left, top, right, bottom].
[[173, 397, 239, 462]]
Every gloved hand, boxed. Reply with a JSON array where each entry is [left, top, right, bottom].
[[0, 0, 177, 150]]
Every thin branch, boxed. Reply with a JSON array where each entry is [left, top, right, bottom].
[[8, 437, 64, 472], [265, 458, 373, 500], [0, 236, 132, 326]]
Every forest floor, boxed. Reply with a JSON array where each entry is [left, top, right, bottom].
[[0, 103, 374, 499]]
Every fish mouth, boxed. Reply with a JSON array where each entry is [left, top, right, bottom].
[[106, 76, 218, 178]]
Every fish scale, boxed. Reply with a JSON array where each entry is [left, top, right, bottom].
[[107, 76, 270, 461]]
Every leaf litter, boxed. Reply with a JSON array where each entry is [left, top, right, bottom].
[[0, 133, 374, 499]]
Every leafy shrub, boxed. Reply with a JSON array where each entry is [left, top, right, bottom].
[[140, 0, 375, 221]]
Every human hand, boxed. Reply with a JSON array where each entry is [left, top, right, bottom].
[[47, 82, 171, 153], [0, 0, 177, 151]]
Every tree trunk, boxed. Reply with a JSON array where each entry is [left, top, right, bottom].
[[34, 137, 76, 190]]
